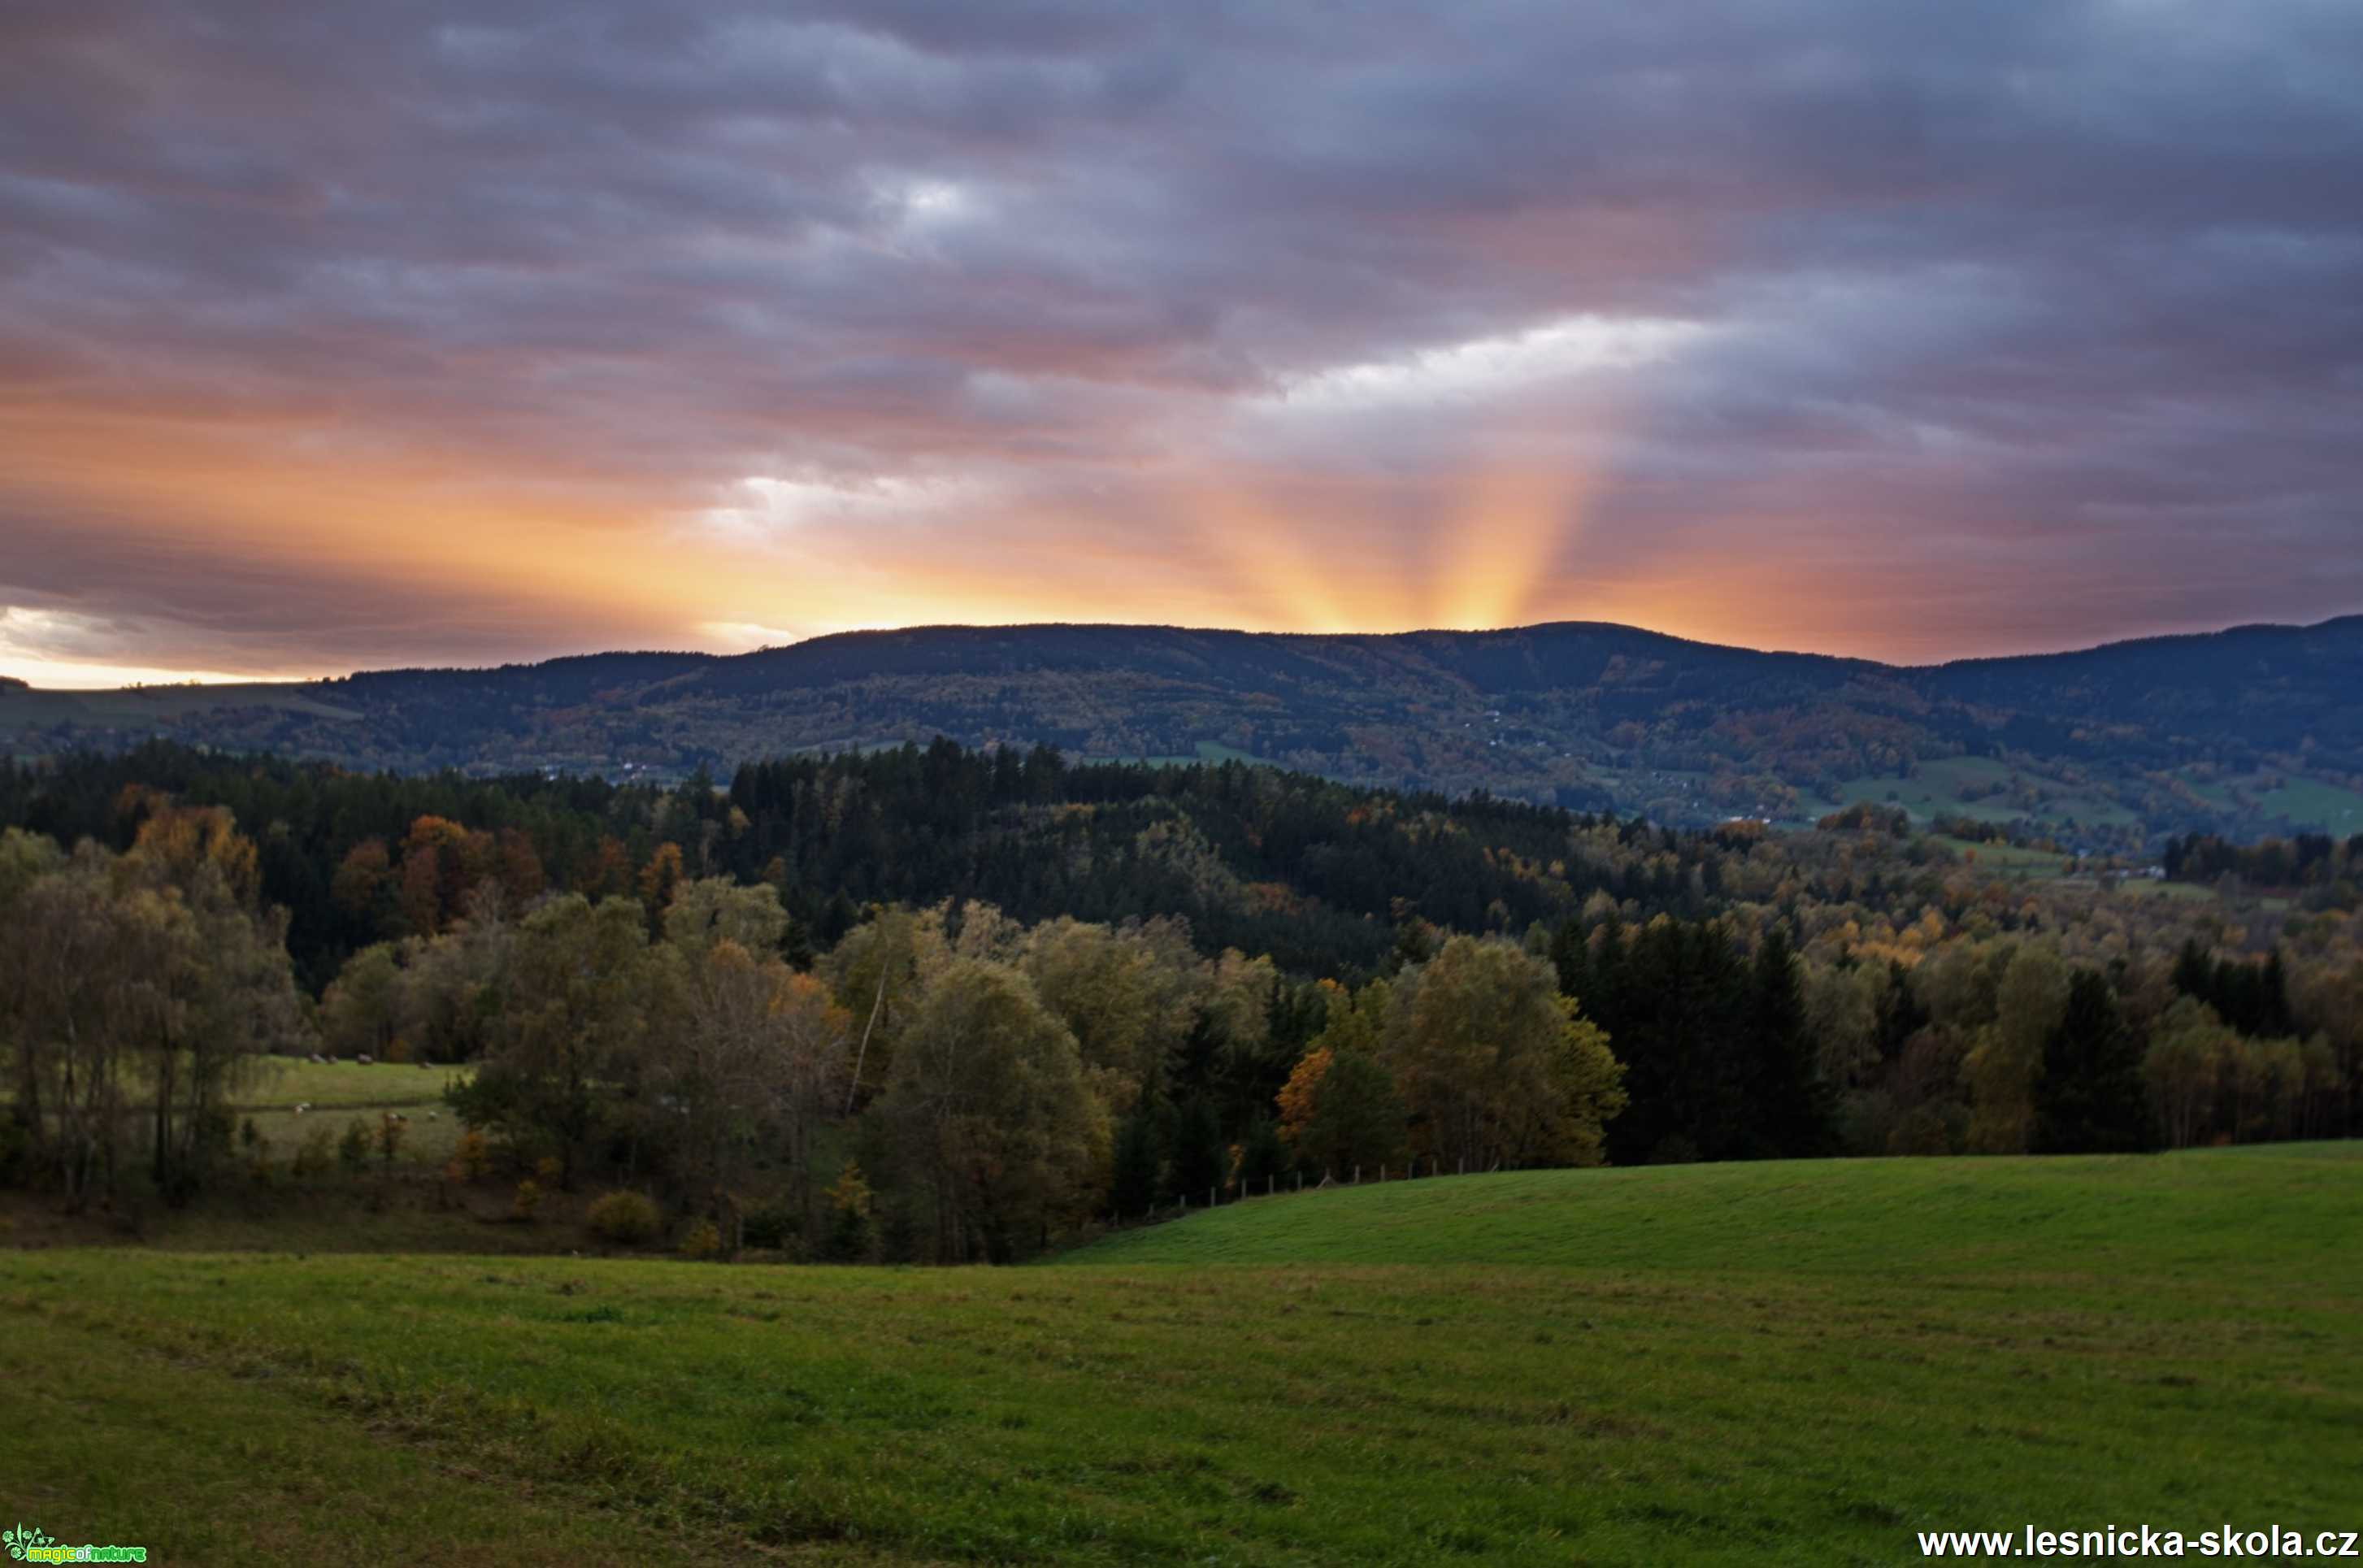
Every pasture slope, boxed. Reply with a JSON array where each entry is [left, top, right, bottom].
[[2, 1146, 2356, 1566]]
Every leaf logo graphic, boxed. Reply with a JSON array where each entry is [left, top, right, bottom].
[[5, 1522, 57, 1561]]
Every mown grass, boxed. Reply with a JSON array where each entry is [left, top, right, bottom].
[[232, 1058, 475, 1168], [1065, 1144, 2363, 1279], [241, 1057, 469, 1111], [2, 1147, 2356, 1565]]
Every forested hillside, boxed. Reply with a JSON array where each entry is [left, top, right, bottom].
[[8, 616, 2362, 843], [3, 742, 2359, 1260]]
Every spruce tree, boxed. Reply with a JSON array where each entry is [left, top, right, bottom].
[[1744, 925, 1835, 1159], [2035, 970, 2154, 1153], [1109, 1106, 1163, 1216], [1167, 1097, 1226, 1201], [1236, 1118, 1288, 1191]]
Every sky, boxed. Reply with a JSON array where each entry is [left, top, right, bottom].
[[2, 0, 2361, 687]]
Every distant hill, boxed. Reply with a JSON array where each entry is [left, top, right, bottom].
[[7, 616, 2362, 844]]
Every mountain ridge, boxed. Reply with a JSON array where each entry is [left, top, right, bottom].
[[270, 609, 2363, 684], [7, 614, 2361, 846]]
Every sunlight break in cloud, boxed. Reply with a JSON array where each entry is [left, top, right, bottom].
[[1263, 315, 1711, 414], [0, 608, 293, 689], [693, 472, 987, 541]]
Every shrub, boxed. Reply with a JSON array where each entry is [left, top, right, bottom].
[[293, 1126, 335, 1181], [377, 1112, 407, 1166], [586, 1189, 661, 1245], [453, 1129, 491, 1183], [511, 1179, 542, 1221], [741, 1199, 808, 1266], [677, 1219, 721, 1259], [337, 1118, 371, 1174], [823, 1161, 875, 1263], [740, 1205, 797, 1251]]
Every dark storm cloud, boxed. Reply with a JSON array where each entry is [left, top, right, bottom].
[[1, 0, 2358, 675]]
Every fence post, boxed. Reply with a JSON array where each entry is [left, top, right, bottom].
[[1209, 1187, 1216, 1211], [1353, 1165, 1360, 1185]]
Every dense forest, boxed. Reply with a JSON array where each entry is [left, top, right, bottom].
[[2, 741, 2357, 1260]]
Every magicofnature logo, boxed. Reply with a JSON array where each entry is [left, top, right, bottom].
[[4, 1522, 146, 1564]]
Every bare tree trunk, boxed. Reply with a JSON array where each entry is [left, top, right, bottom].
[[152, 1025, 176, 1191], [845, 955, 891, 1116]]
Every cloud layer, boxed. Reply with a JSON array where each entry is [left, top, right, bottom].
[[3, 0, 2359, 681]]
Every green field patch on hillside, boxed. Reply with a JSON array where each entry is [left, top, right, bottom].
[[241, 1058, 471, 1112], [226, 1059, 476, 1171], [2257, 776, 2363, 830], [2155, 771, 2363, 833], [2115, 877, 2220, 902], [1930, 836, 2071, 879], [1831, 756, 2136, 830]]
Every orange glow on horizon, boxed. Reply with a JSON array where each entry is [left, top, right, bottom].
[[3, 383, 2065, 684]]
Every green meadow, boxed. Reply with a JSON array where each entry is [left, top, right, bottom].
[[4, 1145, 2356, 1565], [232, 1058, 476, 1171], [1831, 757, 2139, 831]]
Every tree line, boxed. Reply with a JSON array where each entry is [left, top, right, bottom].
[[2163, 832, 2363, 909], [2, 741, 2358, 1258]]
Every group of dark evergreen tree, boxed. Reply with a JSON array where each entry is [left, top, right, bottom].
[[2163, 832, 2363, 910], [1548, 921, 1835, 1164], [0, 740, 1763, 989]]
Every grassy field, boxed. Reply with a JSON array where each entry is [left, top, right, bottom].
[[2, 1058, 478, 1181], [1931, 836, 2071, 880], [241, 1058, 470, 1111], [1066, 1144, 2359, 1275], [2115, 877, 2221, 903], [2, 1147, 2356, 1565], [1831, 757, 2139, 831], [2160, 769, 2363, 834], [233, 1058, 476, 1168], [2257, 776, 2363, 830]]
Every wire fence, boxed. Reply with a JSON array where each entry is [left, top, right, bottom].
[[1103, 1154, 1505, 1233]]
